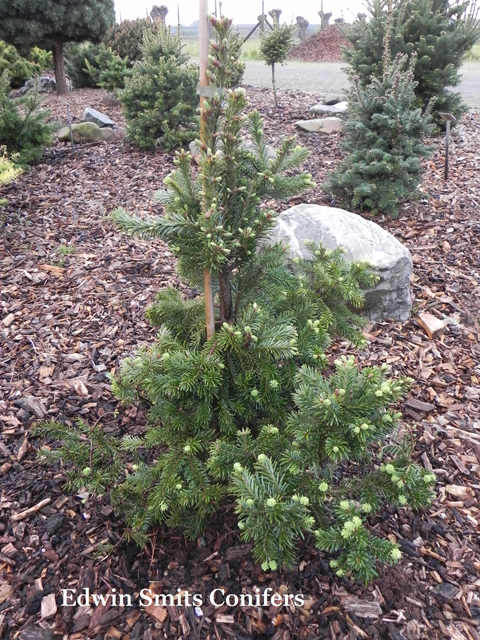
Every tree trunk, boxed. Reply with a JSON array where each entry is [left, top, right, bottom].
[[218, 271, 233, 324], [52, 41, 68, 95], [271, 63, 278, 108]]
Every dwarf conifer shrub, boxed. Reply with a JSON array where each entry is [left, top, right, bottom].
[[84, 44, 130, 91], [0, 71, 53, 165], [120, 27, 198, 150], [37, 73, 435, 582], [0, 41, 52, 88], [327, 53, 435, 217], [103, 18, 157, 65]]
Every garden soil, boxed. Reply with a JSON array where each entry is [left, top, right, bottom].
[[1, 87, 480, 640]]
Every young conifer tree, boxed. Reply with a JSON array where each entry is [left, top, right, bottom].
[[328, 3, 435, 217], [36, 17, 436, 583]]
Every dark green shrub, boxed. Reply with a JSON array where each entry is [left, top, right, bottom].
[[0, 70, 53, 165], [103, 18, 157, 65], [65, 42, 101, 88], [84, 44, 130, 91], [327, 53, 435, 217], [119, 27, 198, 150], [0, 41, 52, 88], [343, 0, 480, 123]]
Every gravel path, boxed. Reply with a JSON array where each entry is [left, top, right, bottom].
[[243, 60, 480, 108]]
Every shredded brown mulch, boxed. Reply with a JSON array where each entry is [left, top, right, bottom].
[[289, 26, 352, 63], [1, 87, 480, 640]]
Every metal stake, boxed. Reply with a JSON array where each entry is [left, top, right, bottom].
[[438, 112, 457, 181]]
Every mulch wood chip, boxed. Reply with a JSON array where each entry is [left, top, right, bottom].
[[1, 87, 479, 640], [289, 25, 352, 63]]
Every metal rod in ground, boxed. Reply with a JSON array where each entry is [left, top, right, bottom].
[[445, 120, 450, 180]]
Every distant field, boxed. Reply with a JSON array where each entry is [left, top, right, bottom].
[[466, 44, 480, 61], [181, 37, 263, 60]]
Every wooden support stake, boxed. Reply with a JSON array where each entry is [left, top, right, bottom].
[[199, 0, 215, 338]]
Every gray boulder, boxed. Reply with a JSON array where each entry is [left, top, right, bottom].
[[295, 117, 343, 134], [323, 93, 347, 105], [21, 76, 56, 95], [83, 107, 115, 128], [267, 204, 413, 322], [102, 92, 121, 107], [57, 122, 116, 143], [309, 103, 342, 115]]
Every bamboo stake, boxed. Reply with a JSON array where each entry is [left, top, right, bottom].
[[199, 0, 215, 338]]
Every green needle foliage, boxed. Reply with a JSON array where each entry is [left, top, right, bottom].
[[327, 53, 435, 217], [207, 16, 245, 88], [36, 20, 436, 583], [84, 44, 130, 91], [119, 26, 198, 151], [260, 23, 295, 107], [0, 70, 53, 165], [343, 0, 480, 123]]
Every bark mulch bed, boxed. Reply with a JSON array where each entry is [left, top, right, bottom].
[[1, 87, 480, 640], [289, 26, 352, 63]]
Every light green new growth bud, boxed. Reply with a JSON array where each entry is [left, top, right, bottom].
[[266, 497, 277, 507], [338, 388, 346, 396], [257, 453, 267, 463], [385, 464, 395, 474], [375, 390, 383, 397], [175, 483, 182, 490], [246, 498, 254, 507], [319, 482, 328, 492], [352, 516, 362, 527], [183, 445, 191, 453], [82, 467, 91, 476], [398, 495, 407, 506], [251, 389, 259, 397], [299, 496, 309, 506], [324, 399, 331, 407], [390, 547, 402, 561], [269, 560, 277, 570], [233, 462, 243, 472], [362, 503, 372, 513], [238, 521, 245, 530], [269, 380, 279, 389], [330, 559, 338, 568], [340, 500, 350, 510]]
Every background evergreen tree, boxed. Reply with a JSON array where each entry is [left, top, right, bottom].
[[260, 23, 295, 107], [0, 0, 115, 94], [343, 0, 480, 122], [119, 27, 198, 151]]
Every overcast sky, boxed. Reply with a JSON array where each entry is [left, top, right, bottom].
[[113, 0, 369, 26]]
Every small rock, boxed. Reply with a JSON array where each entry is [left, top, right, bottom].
[[295, 117, 343, 134], [21, 76, 57, 95], [19, 628, 53, 640], [101, 92, 120, 107], [322, 93, 347, 105], [45, 513, 65, 536], [57, 122, 116, 144], [309, 103, 342, 115], [83, 107, 115, 128], [431, 582, 459, 603]]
